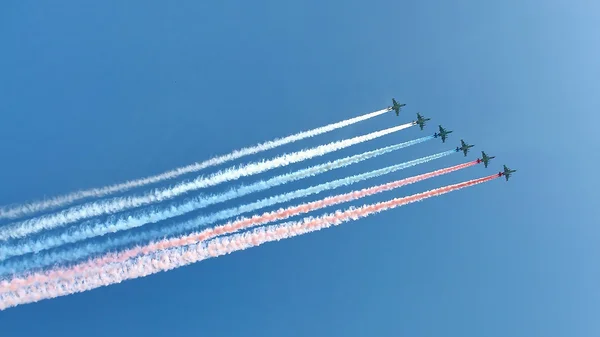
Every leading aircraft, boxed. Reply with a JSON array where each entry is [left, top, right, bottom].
[[498, 165, 517, 181], [433, 125, 452, 143], [476, 151, 495, 168], [389, 98, 406, 116], [456, 139, 474, 156], [414, 113, 431, 130]]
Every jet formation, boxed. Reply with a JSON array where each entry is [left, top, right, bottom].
[[386, 97, 516, 181]]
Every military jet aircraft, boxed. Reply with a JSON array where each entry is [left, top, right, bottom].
[[414, 113, 431, 130], [433, 125, 452, 143], [476, 151, 495, 168], [498, 165, 517, 181], [389, 98, 406, 116], [456, 139, 474, 156]]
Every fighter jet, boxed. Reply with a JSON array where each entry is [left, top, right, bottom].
[[498, 165, 517, 181], [433, 125, 452, 143], [389, 98, 406, 116], [476, 151, 495, 168], [414, 113, 431, 130], [455, 139, 474, 156]]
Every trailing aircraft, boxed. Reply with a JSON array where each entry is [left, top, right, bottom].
[[414, 113, 430, 130], [389, 98, 406, 116], [476, 151, 495, 168], [456, 139, 474, 156], [498, 165, 517, 181], [433, 125, 452, 143]]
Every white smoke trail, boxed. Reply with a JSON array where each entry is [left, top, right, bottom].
[[0, 123, 413, 242], [0, 108, 390, 220]]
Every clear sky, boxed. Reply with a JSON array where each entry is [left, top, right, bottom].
[[1, 0, 599, 336]]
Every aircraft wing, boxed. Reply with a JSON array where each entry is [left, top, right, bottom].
[[461, 139, 466, 147], [505, 174, 509, 181]]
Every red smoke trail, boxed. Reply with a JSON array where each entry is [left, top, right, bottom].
[[0, 173, 499, 309], [1, 160, 481, 292]]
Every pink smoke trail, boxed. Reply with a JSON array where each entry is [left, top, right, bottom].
[[1, 160, 479, 292], [0, 173, 499, 310]]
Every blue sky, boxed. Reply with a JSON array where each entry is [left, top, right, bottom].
[[1, 0, 599, 336]]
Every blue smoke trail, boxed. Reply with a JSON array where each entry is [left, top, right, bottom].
[[0, 136, 433, 265], [0, 146, 453, 276]]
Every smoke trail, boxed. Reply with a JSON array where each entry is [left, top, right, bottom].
[[53, 159, 478, 281], [0, 109, 390, 220], [0, 136, 434, 266], [1, 162, 481, 288], [0, 122, 412, 242], [0, 174, 498, 310], [0, 143, 444, 269]]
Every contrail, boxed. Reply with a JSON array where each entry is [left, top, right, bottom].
[[0, 160, 478, 286], [0, 122, 412, 242], [36, 159, 477, 283], [0, 143, 442, 270], [0, 136, 434, 267], [0, 108, 391, 220], [0, 174, 499, 310]]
